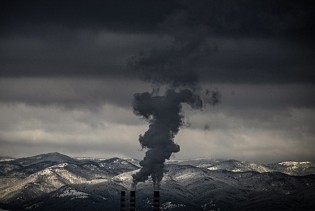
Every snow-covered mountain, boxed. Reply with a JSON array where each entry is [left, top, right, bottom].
[[0, 153, 314, 210], [167, 158, 315, 176], [0, 156, 14, 162]]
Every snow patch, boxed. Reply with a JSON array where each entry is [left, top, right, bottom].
[[278, 161, 310, 166], [54, 163, 68, 168], [208, 166, 219, 170], [161, 202, 186, 210], [0, 158, 14, 162], [231, 169, 243, 172], [58, 187, 89, 199]]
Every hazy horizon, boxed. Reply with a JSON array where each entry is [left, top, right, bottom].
[[2, 150, 315, 164]]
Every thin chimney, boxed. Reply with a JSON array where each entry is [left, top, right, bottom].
[[153, 191, 160, 211], [130, 191, 136, 211], [120, 191, 126, 211]]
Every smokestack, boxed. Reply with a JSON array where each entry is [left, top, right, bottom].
[[130, 191, 136, 211], [120, 191, 126, 211], [153, 191, 160, 211]]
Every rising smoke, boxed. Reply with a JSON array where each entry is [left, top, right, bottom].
[[132, 89, 203, 189], [130, 2, 220, 189], [130, 79, 219, 190]]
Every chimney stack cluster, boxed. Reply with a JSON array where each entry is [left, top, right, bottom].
[[130, 191, 136, 211], [153, 191, 160, 211], [120, 190, 160, 211], [120, 191, 126, 211]]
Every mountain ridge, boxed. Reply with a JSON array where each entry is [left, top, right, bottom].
[[0, 152, 315, 210]]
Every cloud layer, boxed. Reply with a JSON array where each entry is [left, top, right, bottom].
[[1, 0, 314, 161], [1, 0, 314, 83], [0, 78, 314, 162]]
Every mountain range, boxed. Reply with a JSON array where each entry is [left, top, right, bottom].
[[0, 152, 315, 210]]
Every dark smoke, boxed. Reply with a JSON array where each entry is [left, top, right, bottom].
[[132, 89, 203, 189], [130, 31, 220, 189], [130, 1, 221, 189]]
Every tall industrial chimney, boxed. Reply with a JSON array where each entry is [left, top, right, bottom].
[[153, 191, 160, 211], [120, 191, 126, 211], [130, 191, 136, 211]]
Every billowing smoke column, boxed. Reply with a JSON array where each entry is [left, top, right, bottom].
[[129, 3, 221, 189], [132, 89, 203, 189]]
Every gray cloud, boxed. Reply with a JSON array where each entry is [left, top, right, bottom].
[[1, 0, 314, 83], [0, 77, 150, 109], [0, 0, 315, 163], [2, 0, 314, 39], [1, 78, 314, 109], [0, 102, 314, 163], [128, 0, 315, 84], [207, 83, 315, 109], [0, 29, 172, 77], [0, 102, 147, 158]]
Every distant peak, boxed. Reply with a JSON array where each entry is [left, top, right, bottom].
[[39, 152, 71, 158], [46, 152, 63, 155], [278, 161, 312, 166]]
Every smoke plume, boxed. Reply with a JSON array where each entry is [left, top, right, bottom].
[[130, 1, 221, 189], [132, 89, 203, 189]]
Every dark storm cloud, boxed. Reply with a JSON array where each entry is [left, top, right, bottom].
[[1, 0, 315, 163], [196, 38, 315, 83], [129, 0, 315, 84], [1, 78, 315, 110], [2, 0, 314, 38], [0, 0, 176, 33], [128, 29, 215, 86], [0, 29, 172, 77], [0, 78, 151, 108], [1, 0, 314, 83], [162, 0, 315, 40]]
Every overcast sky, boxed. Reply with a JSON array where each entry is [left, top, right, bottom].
[[1, 0, 314, 163]]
